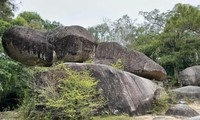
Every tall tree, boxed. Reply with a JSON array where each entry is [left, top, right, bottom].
[[88, 15, 136, 45], [134, 4, 200, 85], [17, 11, 62, 30], [128, 9, 170, 57], [0, 0, 18, 20], [159, 3, 200, 82], [18, 11, 44, 30]]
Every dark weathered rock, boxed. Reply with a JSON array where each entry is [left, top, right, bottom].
[[2, 25, 96, 66], [172, 86, 200, 100], [94, 42, 166, 80], [36, 63, 157, 116], [165, 104, 199, 117], [179, 66, 200, 86], [46, 26, 96, 62], [2, 26, 53, 66]]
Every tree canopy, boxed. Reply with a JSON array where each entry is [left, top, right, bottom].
[[0, 0, 18, 20]]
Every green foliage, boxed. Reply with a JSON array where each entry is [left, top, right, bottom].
[[0, 0, 17, 20], [43, 20, 62, 30], [127, 4, 200, 85], [17, 11, 62, 30], [18, 11, 44, 30], [151, 95, 170, 114], [34, 64, 105, 120], [0, 20, 11, 37], [151, 88, 177, 115], [0, 56, 32, 110], [111, 59, 124, 70], [11, 17, 28, 26], [18, 11, 43, 23]]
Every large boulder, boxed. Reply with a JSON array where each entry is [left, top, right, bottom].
[[172, 86, 200, 100], [94, 42, 166, 80], [2, 25, 96, 66], [36, 63, 158, 115], [165, 104, 199, 117], [2, 26, 53, 66], [46, 26, 96, 62], [179, 66, 200, 86]]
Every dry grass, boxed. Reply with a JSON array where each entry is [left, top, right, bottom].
[[0, 110, 25, 120]]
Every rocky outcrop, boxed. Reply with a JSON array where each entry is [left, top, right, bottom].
[[179, 66, 200, 86], [2, 26, 53, 66], [165, 104, 199, 117], [172, 86, 200, 100], [94, 42, 166, 80], [2, 26, 96, 66], [36, 63, 158, 116], [46, 26, 96, 62]]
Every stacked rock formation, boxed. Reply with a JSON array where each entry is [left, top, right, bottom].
[[2, 25, 168, 115], [2, 26, 96, 66]]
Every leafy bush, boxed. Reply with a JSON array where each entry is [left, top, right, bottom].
[[151, 88, 177, 115], [0, 20, 11, 37], [111, 59, 124, 70], [0, 56, 32, 111], [34, 64, 105, 120], [151, 95, 170, 114]]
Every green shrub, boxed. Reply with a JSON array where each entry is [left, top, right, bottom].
[[0, 56, 32, 111], [34, 64, 105, 120], [151, 88, 177, 115], [151, 95, 170, 114], [111, 59, 124, 70]]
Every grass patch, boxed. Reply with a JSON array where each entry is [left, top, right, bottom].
[[92, 115, 136, 120], [0, 110, 26, 120]]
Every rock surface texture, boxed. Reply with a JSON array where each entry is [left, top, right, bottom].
[[179, 66, 200, 86], [36, 63, 158, 115], [172, 86, 200, 100], [165, 104, 199, 117], [2, 26, 53, 66], [2, 26, 96, 66], [46, 26, 96, 62], [94, 42, 166, 80], [188, 115, 200, 120]]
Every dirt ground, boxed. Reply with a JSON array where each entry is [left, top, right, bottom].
[[1, 101, 200, 120]]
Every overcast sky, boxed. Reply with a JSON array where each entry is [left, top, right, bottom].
[[15, 0, 200, 28]]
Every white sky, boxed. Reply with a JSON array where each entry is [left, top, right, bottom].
[[15, 0, 200, 28]]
